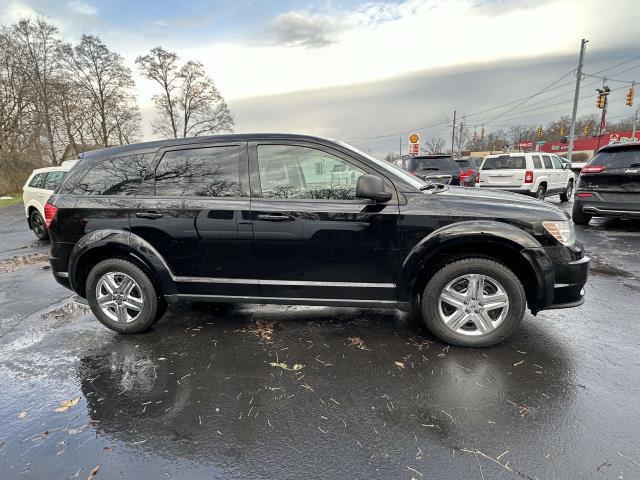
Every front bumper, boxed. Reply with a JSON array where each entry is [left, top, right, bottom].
[[544, 243, 589, 310]]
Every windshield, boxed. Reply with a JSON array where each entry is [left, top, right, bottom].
[[338, 141, 427, 189], [589, 149, 640, 168], [482, 155, 526, 170]]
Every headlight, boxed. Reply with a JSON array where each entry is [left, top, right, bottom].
[[542, 220, 575, 246]]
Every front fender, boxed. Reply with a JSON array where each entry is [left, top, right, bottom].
[[398, 220, 554, 307]]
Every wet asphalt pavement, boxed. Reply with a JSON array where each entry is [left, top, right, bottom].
[[1, 200, 639, 479]]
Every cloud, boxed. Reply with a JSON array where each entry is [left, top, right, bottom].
[[66, 0, 97, 16], [263, 11, 349, 48], [148, 14, 216, 30]]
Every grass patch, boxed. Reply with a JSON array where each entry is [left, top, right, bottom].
[[0, 194, 22, 208]]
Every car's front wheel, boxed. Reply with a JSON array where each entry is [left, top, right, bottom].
[[420, 258, 526, 347], [30, 209, 49, 240], [86, 258, 163, 333]]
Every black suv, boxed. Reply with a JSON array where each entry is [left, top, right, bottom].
[[47, 134, 588, 347], [400, 154, 475, 186], [572, 142, 640, 225]]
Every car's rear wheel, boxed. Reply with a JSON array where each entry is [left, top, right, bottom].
[[86, 258, 163, 333], [419, 258, 526, 347], [560, 180, 574, 202], [571, 202, 592, 225], [535, 184, 546, 200], [30, 209, 49, 240]]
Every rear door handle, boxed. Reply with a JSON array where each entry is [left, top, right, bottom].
[[136, 211, 163, 219], [256, 213, 293, 222]]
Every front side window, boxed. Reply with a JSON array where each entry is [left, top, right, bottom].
[[72, 153, 154, 195], [29, 173, 46, 189], [542, 155, 553, 169], [44, 171, 66, 190], [154, 145, 241, 197], [551, 156, 563, 169], [257, 145, 365, 200]]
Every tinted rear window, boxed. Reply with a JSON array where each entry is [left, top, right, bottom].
[[414, 157, 457, 170], [482, 156, 526, 170], [72, 153, 154, 195], [456, 160, 470, 168], [590, 149, 640, 168], [154, 145, 241, 197]]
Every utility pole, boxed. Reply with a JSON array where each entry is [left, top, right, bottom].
[[451, 110, 457, 157], [457, 117, 465, 157], [399, 136, 402, 157], [567, 38, 588, 163], [632, 109, 638, 139]]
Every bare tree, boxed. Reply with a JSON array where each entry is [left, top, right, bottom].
[[5, 18, 66, 164], [507, 125, 536, 150], [422, 136, 445, 154], [136, 47, 233, 138], [63, 34, 140, 148]]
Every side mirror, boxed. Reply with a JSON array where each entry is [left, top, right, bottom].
[[356, 174, 392, 203]]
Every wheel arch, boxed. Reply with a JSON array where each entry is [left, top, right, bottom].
[[69, 230, 176, 298], [398, 221, 554, 311]]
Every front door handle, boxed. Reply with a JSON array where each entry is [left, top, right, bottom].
[[256, 213, 293, 222], [136, 211, 163, 219]]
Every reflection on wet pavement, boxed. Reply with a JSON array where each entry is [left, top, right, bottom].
[[1, 203, 640, 479]]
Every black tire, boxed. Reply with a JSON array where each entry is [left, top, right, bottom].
[[559, 180, 574, 202], [419, 258, 526, 347], [30, 209, 49, 240], [571, 202, 592, 225], [535, 184, 546, 201], [86, 258, 163, 333]]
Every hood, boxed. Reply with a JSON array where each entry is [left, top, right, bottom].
[[421, 186, 569, 221]]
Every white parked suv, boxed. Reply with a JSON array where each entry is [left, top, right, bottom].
[[22, 161, 75, 240], [477, 152, 575, 201]]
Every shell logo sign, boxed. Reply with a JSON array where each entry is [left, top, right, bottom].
[[409, 133, 420, 156]]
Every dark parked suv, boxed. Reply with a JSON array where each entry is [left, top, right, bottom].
[[400, 154, 476, 186], [572, 142, 640, 225], [47, 134, 588, 347]]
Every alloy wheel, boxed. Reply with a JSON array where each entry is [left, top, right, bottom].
[[31, 211, 46, 237], [95, 271, 144, 323], [437, 274, 509, 336]]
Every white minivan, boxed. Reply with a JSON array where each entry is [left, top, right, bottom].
[[477, 152, 575, 201], [22, 161, 75, 240]]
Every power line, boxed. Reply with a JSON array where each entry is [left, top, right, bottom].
[[350, 55, 640, 145]]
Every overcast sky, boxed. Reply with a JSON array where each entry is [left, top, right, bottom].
[[2, 0, 640, 155]]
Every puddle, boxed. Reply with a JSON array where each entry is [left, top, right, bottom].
[[588, 255, 635, 279]]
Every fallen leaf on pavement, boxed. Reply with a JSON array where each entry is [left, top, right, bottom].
[[348, 337, 366, 349], [18, 410, 27, 419], [87, 465, 100, 480], [269, 362, 304, 371], [395, 361, 405, 369], [54, 398, 80, 413], [244, 321, 276, 340]]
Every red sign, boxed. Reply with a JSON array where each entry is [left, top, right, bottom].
[[540, 131, 640, 153], [409, 143, 420, 156], [517, 141, 533, 149]]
